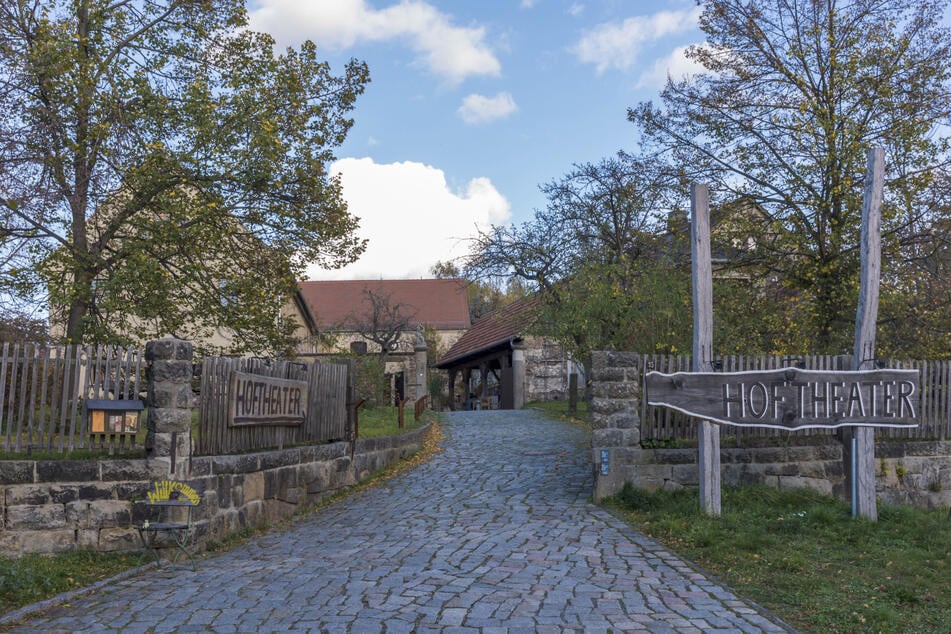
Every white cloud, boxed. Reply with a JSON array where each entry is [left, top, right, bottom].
[[307, 158, 511, 280], [573, 7, 701, 74], [520, 0, 538, 7], [248, 0, 501, 84], [567, 4, 585, 17], [457, 92, 518, 125], [636, 44, 708, 89]]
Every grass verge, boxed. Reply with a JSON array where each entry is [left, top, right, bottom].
[[0, 550, 143, 616], [527, 399, 591, 426], [607, 484, 951, 633], [357, 405, 430, 438], [0, 418, 444, 619]]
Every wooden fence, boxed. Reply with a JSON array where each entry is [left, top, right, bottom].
[[197, 357, 349, 455], [640, 354, 951, 442], [0, 343, 145, 454]]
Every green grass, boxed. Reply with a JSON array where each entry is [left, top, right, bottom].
[[527, 399, 591, 425], [0, 551, 143, 616], [607, 484, 951, 633], [356, 405, 432, 438]]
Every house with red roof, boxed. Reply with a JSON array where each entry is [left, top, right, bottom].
[[290, 278, 471, 404]]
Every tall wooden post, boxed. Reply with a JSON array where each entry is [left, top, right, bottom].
[[692, 184, 721, 516], [851, 147, 885, 521]]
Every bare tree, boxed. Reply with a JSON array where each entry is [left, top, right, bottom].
[[345, 289, 417, 357]]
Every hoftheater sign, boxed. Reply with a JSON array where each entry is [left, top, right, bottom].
[[646, 367, 920, 431], [228, 371, 308, 426]]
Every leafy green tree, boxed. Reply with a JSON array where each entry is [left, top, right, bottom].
[[0, 0, 369, 354], [630, 0, 951, 353], [466, 155, 687, 359], [429, 260, 525, 321]]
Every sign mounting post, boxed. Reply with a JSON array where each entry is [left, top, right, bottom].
[[692, 183, 721, 517], [851, 147, 885, 520]]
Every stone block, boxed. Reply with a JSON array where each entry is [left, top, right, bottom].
[[6, 484, 51, 505], [778, 476, 833, 496], [148, 359, 192, 383], [874, 442, 907, 459], [76, 529, 100, 549], [304, 463, 332, 495], [744, 446, 781, 463], [671, 464, 699, 486], [98, 527, 139, 552], [19, 530, 75, 554], [7, 504, 68, 529], [0, 530, 22, 553], [225, 481, 242, 509], [243, 471, 265, 502], [148, 383, 193, 410], [66, 500, 89, 527], [36, 460, 98, 483], [592, 428, 623, 447], [590, 367, 626, 383], [634, 463, 674, 485], [230, 454, 261, 474], [656, 448, 696, 465], [73, 482, 115, 501], [145, 338, 193, 362], [721, 449, 753, 464], [190, 457, 212, 477], [100, 459, 153, 482], [216, 474, 233, 509], [0, 461, 34, 485], [763, 462, 799, 477], [146, 430, 190, 463], [115, 481, 151, 502], [88, 500, 132, 528], [148, 408, 191, 433]]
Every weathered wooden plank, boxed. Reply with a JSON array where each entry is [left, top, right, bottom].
[[691, 183, 720, 516], [0, 342, 9, 450], [851, 147, 885, 521]]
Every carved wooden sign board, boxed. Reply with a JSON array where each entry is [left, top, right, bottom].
[[228, 371, 308, 426], [645, 367, 920, 431]]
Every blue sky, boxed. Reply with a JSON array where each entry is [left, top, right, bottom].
[[247, 0, 705, 279]]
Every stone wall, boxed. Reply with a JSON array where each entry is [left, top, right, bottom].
[[524, 337, 570, 403], [590, 350, 951, 511], [0, 425, 430, 556]]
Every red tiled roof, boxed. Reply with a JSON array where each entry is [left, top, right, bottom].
[[298, 279, 471, 331], [436, 296, 540, 367]]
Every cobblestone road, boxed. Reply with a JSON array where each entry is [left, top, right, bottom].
[[8, 410, 792, 633]]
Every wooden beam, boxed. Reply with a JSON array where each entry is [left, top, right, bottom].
[[692, 183, 721, 517], [852, 147, 885, 521]]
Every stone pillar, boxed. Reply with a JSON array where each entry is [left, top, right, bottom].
[[512, 343, 526, 410], [591, 351, 641, 502], [414, 341, 428, 401], [145, 338, 194, 479]]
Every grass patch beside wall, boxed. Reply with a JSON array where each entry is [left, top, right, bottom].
[[607, 484, 951, 633]]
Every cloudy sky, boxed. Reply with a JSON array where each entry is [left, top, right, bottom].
[[247, 0, 706, 280]]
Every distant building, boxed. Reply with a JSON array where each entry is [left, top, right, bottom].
[[293, 278, 471, 403], [435, 296, 580, 410]]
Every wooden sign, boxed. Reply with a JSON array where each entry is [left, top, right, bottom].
[[646, 367, 919, 431], [228, 371, 308, 426]]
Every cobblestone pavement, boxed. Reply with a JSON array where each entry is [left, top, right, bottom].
[[9, 410, 793, 633]]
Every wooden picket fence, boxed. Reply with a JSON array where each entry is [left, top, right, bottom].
[[0, 343, 145, 454], [640, 353, 951, 442], [196, 357, 349, 455]]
